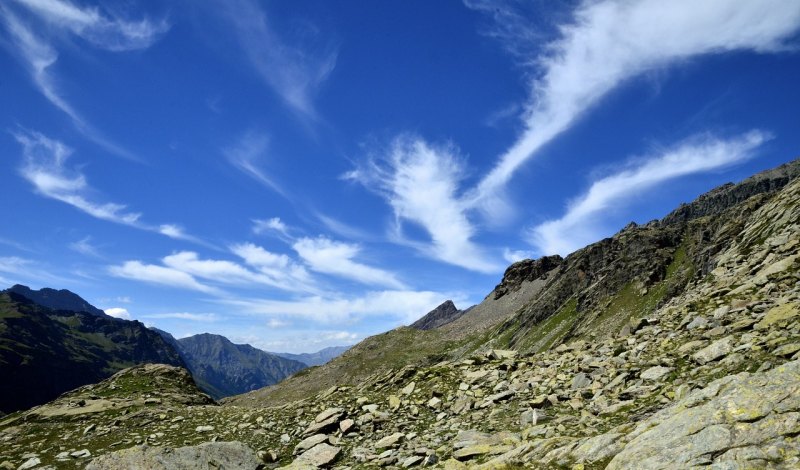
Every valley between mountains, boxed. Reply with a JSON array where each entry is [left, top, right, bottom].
[[2, 159, 800, 469]]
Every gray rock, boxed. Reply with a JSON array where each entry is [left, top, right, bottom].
[[375, 432, 405, 449], [571, 373, 592, 390], [692, 336, 735, 364], [86, 441, 260, 470], [640, 366, 672, 381], [294, 443, 340, 467], [294, 434, 328, 455], [17, 458, 41, 470]]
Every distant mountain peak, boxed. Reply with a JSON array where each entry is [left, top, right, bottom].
[[410, 299, 464, 330], [5, 284, 106, 317]]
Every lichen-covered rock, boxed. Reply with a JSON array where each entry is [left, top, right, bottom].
[[606, 360, 800, 469]]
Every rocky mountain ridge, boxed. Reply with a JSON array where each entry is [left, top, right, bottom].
[[0, 292, 184, 415], [1, 158, 799, 469]]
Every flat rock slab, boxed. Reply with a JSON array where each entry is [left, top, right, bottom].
[[86, 441, 260, 470]]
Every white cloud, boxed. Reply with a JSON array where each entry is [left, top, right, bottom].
[[348, 136, 501, 273], [252, 217, 289, 236], [230, 243, 319, 293], [11, 0, 169, 51], [224, 131, 286, 196], [143, 312, 219, 322], [293, 236, 407, 289], [219, 0, 337, 118], [223, 289, 459, 324], [0, 256, 76, 286], [69, 236, 100, 257], [109, 261, 218, 294], [529, 131, 770, 256], [469, 0, 800, 216], [14, 130, 203, 243], [104, 307, 131, 320], [16, 130, 142, 225], [503, 248, 535, 264], [267, 318, 290, 328], [0, 0, 167, 158]]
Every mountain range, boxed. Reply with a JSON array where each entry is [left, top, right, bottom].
[[0, 286, 347, 412], [1, 158, 799, 468]]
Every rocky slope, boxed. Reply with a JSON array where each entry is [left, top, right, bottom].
[[175, 333, 307, 400], [0, 293, 184, 415], [1, 158, 799, 469]]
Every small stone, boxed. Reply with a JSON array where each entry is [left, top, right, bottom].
[[571, 373, 592, 390], [17, 458, 41, 470], [375, 432, 405, 449], [294, 434, 328, 455], [70, 449, 91, 459], [195, 425, 214, 433], [427, 397, 442, 409], [83, 423, 96, 435], [339, 418, 355, 434], [388, 395, 401, 410], [401, 382, 416, 395], [402, 455, 424, 467]]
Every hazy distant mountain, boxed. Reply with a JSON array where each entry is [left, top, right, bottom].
[[0, 290, 184, 414], [168, 333, 307, 400], [8, 284, 106, 316], [274, 346, 350, 367]]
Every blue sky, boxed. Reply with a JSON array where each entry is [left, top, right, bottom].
[[1, 0, 799, 353]]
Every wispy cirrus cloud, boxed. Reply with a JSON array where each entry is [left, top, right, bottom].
[[69, 236, 101, 257], [252, 217, 290, 237], [142, 312, 220, 322], [218, 0, 337, 119], [14, 130, 204, 243], [346, 136, 501, 273], [292, 236, 407, 289], [224, 131, 287, 197], [109, 260, 219, 294], [530, 130, 771, 256], [466, 0, 800, 217], [16, 130, 142, 225], [0, 0, 168, 158]]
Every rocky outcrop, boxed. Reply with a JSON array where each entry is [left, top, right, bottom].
[[410, 300, 464, 330], [493, 255, 563, 300]]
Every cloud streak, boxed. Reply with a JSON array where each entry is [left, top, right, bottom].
[[14, 130, 205, 243], [530, 130, 771, 256], [219, 0, 337, 118], [469, 0, 800, 215], [0, 0, 168, 159]]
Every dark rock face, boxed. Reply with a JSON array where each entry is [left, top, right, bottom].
[[411, 300, 464, 330], [7, 284, 106, 316], [0, 293, 184, 414], [494, 255, 563, 300], [175, 333, 307, 400]]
